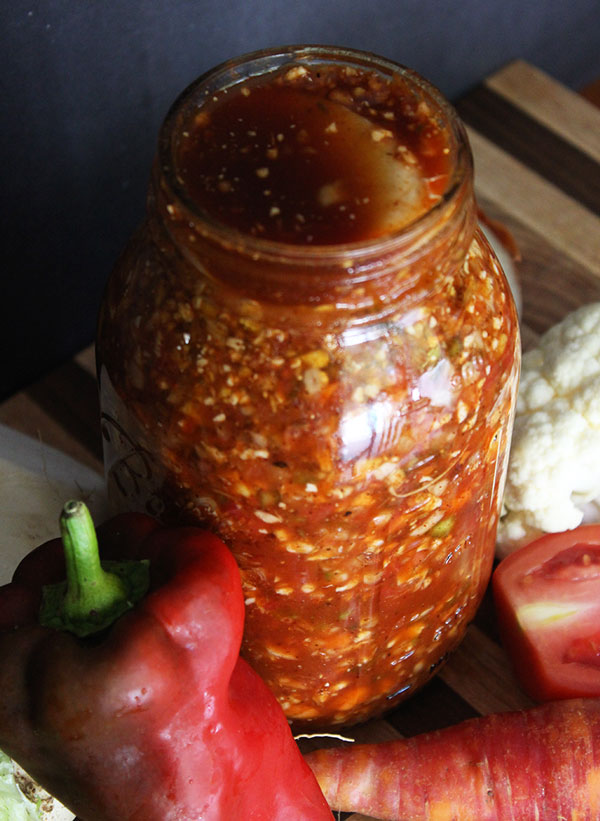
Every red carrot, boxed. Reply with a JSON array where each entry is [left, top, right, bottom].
[[304, 698, 600, 820]]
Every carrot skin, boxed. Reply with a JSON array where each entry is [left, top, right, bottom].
[[304, 698, 600, 821]]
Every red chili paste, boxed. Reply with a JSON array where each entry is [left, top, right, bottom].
[[174, 63, 450, 244], [98, 52, 520, 726]]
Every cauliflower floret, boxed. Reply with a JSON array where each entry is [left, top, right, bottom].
[[497, 302, 600, 557]]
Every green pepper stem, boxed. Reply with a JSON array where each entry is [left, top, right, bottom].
[[59, 500, 129, 628], [40, 501, 150, 637]]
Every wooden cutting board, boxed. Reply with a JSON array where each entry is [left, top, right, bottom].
[[1, 59, 600, 820], [458, 60, 600, 348]]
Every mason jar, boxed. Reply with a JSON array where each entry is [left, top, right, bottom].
[[97, 45, 520, 726]]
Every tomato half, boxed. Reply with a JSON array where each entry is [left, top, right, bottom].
[[492, 525, 600, 702]]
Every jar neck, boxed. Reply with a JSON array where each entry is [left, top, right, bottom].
[[149, 46, 477, 309]]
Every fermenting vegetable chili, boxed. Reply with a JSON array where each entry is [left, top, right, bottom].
[[174, 65, 449, 243], [97, 46, 520, 726]]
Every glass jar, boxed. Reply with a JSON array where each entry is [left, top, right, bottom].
[[97, 46, 520, 727]]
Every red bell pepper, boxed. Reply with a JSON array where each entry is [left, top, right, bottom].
[[0, 501, 332, 820]]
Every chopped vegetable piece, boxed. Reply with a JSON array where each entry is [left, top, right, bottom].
[[493, 524, 600, 701]]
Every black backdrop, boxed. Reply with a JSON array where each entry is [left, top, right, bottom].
[[2, 0, 600, 398]]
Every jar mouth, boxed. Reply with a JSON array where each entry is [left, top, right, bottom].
[[157, 44, 473, 266]]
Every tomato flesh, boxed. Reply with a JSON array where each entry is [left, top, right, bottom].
[[565, 633, 600, 667], [533, 545, 600, 581], [492, 525, 600, 702]]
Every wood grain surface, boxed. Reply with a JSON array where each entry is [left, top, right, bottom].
[[1, 60, 600, 820]]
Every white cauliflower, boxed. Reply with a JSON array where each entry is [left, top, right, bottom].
[[497, 302, 600, 557]]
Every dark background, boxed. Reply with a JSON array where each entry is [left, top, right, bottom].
[[2, 0, 600, 399]]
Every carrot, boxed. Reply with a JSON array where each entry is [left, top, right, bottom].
[[303, 698, 600, 820]]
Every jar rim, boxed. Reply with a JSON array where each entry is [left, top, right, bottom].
[[157, 44, 473, 265]]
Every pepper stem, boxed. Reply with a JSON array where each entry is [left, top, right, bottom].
[[60, 500, 128, 627], [40, 501, 150, 637]]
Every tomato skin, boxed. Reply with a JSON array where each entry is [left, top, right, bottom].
[[492, 525, 600, 703]]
